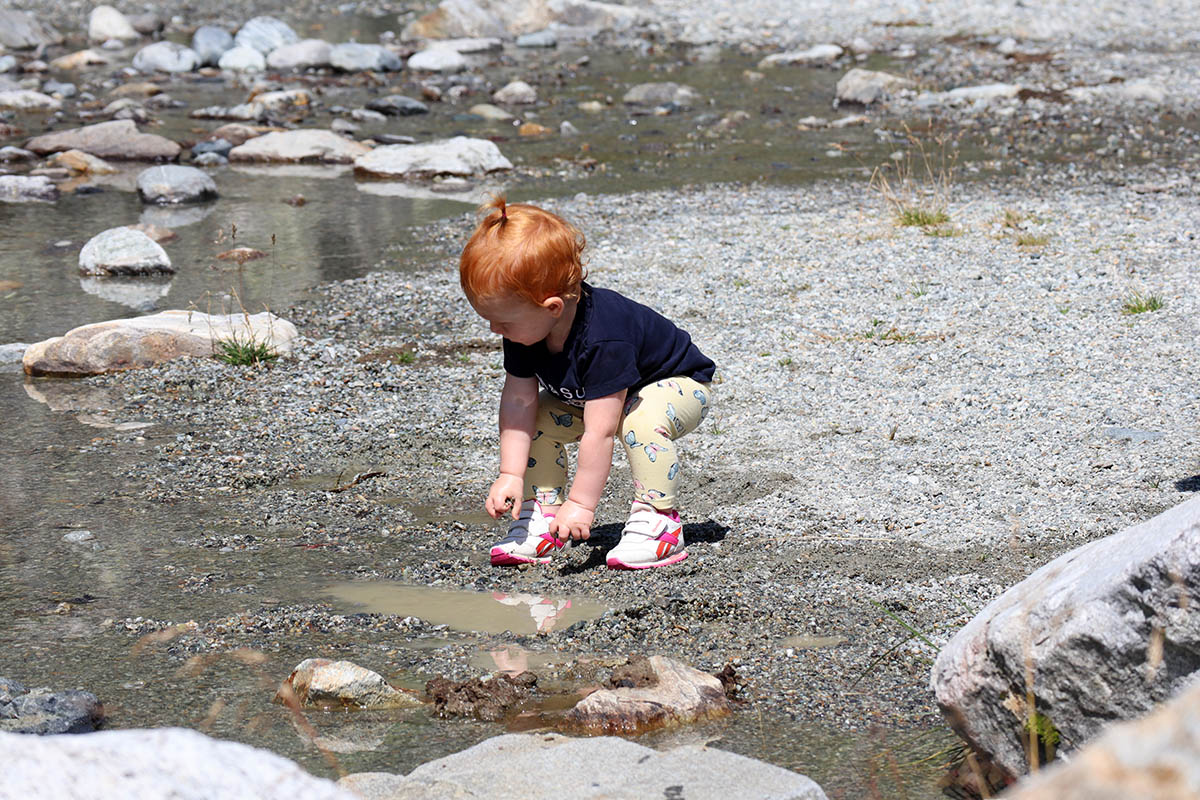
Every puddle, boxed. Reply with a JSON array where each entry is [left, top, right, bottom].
[[324, 582, 609, 635]]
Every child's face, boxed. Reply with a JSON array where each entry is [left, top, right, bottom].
[[470, 293, 562, 346]]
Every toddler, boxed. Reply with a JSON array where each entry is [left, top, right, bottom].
[[460, 197, 715, 569]]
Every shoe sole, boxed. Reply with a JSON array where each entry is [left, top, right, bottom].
[[490, 549, 551, 567], [606, 550, 688, 570]]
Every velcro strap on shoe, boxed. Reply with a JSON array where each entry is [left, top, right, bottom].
[[657, 531, 679, 546]]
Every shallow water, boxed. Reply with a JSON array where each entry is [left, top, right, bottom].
[[0, 24, 985, 797]]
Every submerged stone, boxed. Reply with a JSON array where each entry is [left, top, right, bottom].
[[276, 658, 422, 710]]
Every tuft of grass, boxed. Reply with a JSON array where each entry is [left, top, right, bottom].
[[215, 333, 279, 366], [1001, 208, 1026, 229], [1121, 292, 1164, 315], [910, 283, 930, 298], [859, 319, 917, 343], [871, 124, 959, 232], [897, 206, 950, 228], [1016, 233, 1050, 248], [924, 225, 959, 238]]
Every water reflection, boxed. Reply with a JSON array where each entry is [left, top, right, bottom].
[[79, 275, 172, 311]]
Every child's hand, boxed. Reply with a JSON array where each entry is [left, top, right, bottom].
[[549, 500, 594, 541], [486, 473, 524, 520]]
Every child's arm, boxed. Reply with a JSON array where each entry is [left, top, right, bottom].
[[549, 389, 627, 541], [487, 373, 539, 520]]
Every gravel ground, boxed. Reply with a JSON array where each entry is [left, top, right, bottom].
[[90, 166, 1199, 731]]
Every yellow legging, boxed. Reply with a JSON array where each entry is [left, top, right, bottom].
[[525, 376, 712, 511]]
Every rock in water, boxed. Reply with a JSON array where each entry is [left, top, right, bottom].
[[354, 136, 511, 178], [622, 82, 700, 107], [79, 228, 173, 276], [235, 16, 299, 54], [228, 130, 370, 163], [1, 727, 356, 799], [137, 165, 218, 204], [835, 68, 915, 104], [0, 679, 101, 735], [0, 90, 62, 111], [275, 659, 422, 710], [932, 495, 1200, 779], [0, 10, 63, 50], [402, 0, 649, 39], [132, 41, 199, 73], [25, 120, 181, 161], [191, 26, 234, 66], [1004, 680, 1200, 800], [339, 733, 829, 800], [218, 46, 266, 72], [407, 47, 466, 72], [0, 176, 59, 203], [329, 43, 402, 72], [266, 39, 333, 70], [758, 44, 844, 67], [22, 310, 298, 376], [88, 6, 139, 42], [492, 80, 537, 104], [563, 655, 731, 734], [365, 95, 429, 116]]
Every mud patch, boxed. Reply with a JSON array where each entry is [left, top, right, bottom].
[[425, 671, 538, 722], [606, 654, 658, 689]]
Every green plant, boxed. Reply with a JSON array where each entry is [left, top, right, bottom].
[[1024, 711, 1060, 760], [1001, 208, 1026, 229], [860, 319, 916, 343], [215, 333, 279, 366], [910, 283, 930, 298], [396, 350, 416, 365], [1121, 293, 1164, 315], [898, 206, 950, 227], [871, 124, 958, 231]]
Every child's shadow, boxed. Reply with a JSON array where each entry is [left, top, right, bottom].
[[557, 520, 728, 575]]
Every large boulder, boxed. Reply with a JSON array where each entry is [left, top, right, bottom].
[[562, 655, 730, 734], [339, 733, 828, 799], [402, 0, 650, 39], [0, 10, 63, 50], [191, 26, 234, 66], [88, 6, 139, 42], [235, 16, 299, 54], [22, 310, 299, 377], [275, 659, 422, 710], [835, 68, 915, 104], [329, 43, 402, 72], [0, 90, 62, 111], [228, 130, 371, 163], [78, 227, 173, 276], [1004, 679, 1200, 800], [132, 42, 200, 74], [0, 176, 59, 203], [932, 495, 1200, 779], [1, 727, 356, 799], [25, 120, 181, 161], [136, 165, 218, 204], [354, 136, 511, 178]]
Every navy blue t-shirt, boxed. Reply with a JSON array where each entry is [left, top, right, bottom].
[[503, 283, 715, 407]]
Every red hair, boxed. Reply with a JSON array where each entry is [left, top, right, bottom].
[[459, 196, 585, 305]]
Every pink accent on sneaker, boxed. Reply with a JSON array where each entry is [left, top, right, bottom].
[[607, 550, 688, 570]]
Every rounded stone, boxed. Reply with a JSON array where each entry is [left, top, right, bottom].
[[136, 165, 218, 205]]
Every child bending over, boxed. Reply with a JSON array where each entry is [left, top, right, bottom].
[[460, 197, 715, 570]]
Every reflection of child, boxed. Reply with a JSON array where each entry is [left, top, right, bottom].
[[460, 197, 715, 570], [491, 592, 571, 633]]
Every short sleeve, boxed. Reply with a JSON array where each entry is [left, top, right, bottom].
[[580, 340, 641, 399], [502, 338, 537, 378]]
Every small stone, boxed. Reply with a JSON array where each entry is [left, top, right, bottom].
[[468, 103, 513, 121], [516, 30, 557, 48], [407, 47, 466, 73], [492, 80, 537, 105], [218, 46, 266, 73], [365, 95, 428, 116]]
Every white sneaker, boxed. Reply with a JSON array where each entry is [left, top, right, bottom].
[[490, 499, 564, 566], [606, 503, 688, 570]]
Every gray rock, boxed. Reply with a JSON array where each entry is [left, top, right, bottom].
[[366, 95, 429, 116], [0, 10, 63, 50], [330, 118, 359, 135], [129, 13, 163, 36], [560, 120, 579, 136], [62, 530, 94, 543], [402, 0, 650, 39], [0, 146, 34, 162], [42, 80, 76, 98], [407, 47, 467, 73], [132, 42, 199, 74], [431, 37, 503, 53], [267, 39, 333, 71], [835, 68, 915, 104], [351, 108, 387, 123], [516, 29, 557, 47], [25, 120, 181, 161], [0, 727, 356, 799], [235, 16, 299, 54], [0, 90, 62, 111], [339, 733, 828, 799], [88, 6, 138, 42], [22, 310, 298, 376], [0, 55, 16, 72], [622, 81, 699, 107], [0, 175, 59, 203], [329, 43, 403, 72], [492, 80, 537, 104], [353, 136, 512, 178], [192, 138, 233, 157], [2, 688, 101, 735], [189, 102, 266, 121], [562, 656, 731, 734], [759, 44, 843, 67], [191, 26, 234, 66], [228, 130, 371, 164], [275, 659, 423, 709], [1004, 679, 1200, 800], [79, 227, 173, 276], [137, 165, 218, 205], [921, 83, 1021, 106], [192, 152, 228, 167], [218, 46, 266, 72], [469, 103, 513, 120], [932, 495, 1200, 779]]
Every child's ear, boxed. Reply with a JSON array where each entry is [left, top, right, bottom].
[[541, 296, 565, 317]]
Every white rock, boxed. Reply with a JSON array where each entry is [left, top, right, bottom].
[[79, 227, 172, 276], [622, 82, 700, 107], [354, 136, 512, 178], [937, 83, 1021, 104], [276, 659, 422, 709], [835, 68, 914, 104], [191, 26, 234, 66], [234, 16, 299, 54], [429, 37, 503, 53], [407, 47, 467, 73], [0, 90, 61, 110], [0, 175, 59, 202], [329, 42, 402, 71], [132, 42, 199, 73], [469, 103, 514, 120], [492, 79, 537, 104], [218, 46, 266, 72], [228, 129, 371, 163], [88, 6, 138, 42], [253, 89, 311, 112], [136, 165, 218, 204], [266, 39, 332, 70], [758, 44, 843, 68], [0, 727, 355, 799], [996, 36, 1019, 55]]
